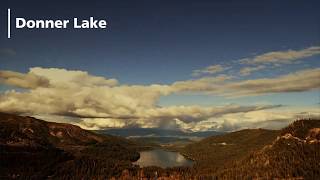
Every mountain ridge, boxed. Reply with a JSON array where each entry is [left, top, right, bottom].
[[0, 112, 140, 179], [95, 127, 224, 138], [213, 119, 320, 179], [1, 112, 319, 179]]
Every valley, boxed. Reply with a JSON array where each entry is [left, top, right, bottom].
[[0, 112, 319, 179]]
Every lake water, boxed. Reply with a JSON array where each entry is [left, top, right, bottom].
[[133, 149, 194, 168]]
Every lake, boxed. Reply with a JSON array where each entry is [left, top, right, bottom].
[[133, 149, 194, 168]]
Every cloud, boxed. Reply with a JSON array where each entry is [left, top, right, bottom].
[[239, 65, 265, 76], [170, 68, 320, 97], [30, 67, 118, 87], [137, 104, 280, 123], [223, 68, 320, 97], [192, 65, 225, 76], [240, 46, 320, 65], [0, 70, 50, 89], [184, 106, 320, 132], [77, 118, 127, 130], [170, 75, 232, 92], [192, 47, 320, 79], [0, 67, 319, 131], [74, 104, 280, 130], [0, 67, 282, 130]]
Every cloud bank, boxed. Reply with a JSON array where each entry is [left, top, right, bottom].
[[0, 70, 50, 89], [223, 68, 320, 97], [240, 46, 320, 65], [1, 67, 286, 130], [1, 46, 319, 131]]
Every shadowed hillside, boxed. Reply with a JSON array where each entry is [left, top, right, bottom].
[[180, 128, 280, 174], [134, 119, 320, 179], [213, 119, 320, 179], [0, 112, 140, 179], [1, 113, 319, 179]]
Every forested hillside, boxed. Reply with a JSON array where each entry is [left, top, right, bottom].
[[1, 112, 319, 179], [0, 112, 140, 179]]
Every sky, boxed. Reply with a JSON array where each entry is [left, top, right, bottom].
[[0, 0, 319, 132]]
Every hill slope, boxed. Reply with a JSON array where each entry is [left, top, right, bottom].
[[130, 119, 320, 179], [0, 112, 140, 179], [2, 113, 319, 179], [180, 128, 280, 174], [214, 119, 320, 179]]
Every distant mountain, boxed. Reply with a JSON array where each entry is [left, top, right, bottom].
[[95, 127, 224, 138], [129, 136, 194, 148], [0, 112, 140, 179]]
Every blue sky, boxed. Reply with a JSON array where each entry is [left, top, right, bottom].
[[1, 1, 319, 82], [0, 0, 319, 131]]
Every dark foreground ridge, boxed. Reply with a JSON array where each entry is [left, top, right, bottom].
[[0, 112, 140, 179], [0, 112, 319, 179]]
